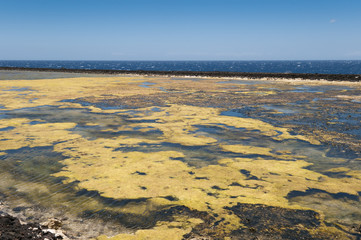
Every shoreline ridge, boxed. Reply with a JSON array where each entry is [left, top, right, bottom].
[[1, 66, 361, 82]]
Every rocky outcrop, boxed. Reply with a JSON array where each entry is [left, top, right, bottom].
[[0, 213, 68, 240], [0, 66, 360, 82]]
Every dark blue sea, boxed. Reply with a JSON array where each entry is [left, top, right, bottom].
[[1, 60, 361, 74]]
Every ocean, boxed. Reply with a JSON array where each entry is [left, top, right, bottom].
[[1, 60, 361, 74]]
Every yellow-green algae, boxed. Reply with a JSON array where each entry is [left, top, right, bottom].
[[49, 104, 361, 238], [1, 74, 361, 239], [120, 104, 319, 144], [0, 76, 157, 110], [220, 144, 306, 160], [0, 119, 79, 150]]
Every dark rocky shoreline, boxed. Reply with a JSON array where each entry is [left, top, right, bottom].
[[0, 213, 64, 240], [1, 66, 361, 82]]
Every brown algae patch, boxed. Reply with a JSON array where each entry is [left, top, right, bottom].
[[1, 74, 361, 239]]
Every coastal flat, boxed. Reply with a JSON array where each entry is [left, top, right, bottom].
[[0, 70, 360, 239]]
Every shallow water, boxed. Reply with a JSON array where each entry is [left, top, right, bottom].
[[0, 70, 113, 80], [0, 71, 360, 239]]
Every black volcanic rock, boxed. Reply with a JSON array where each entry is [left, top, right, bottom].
[[0, 214, 61, 240], [0, 66, 360, 82]]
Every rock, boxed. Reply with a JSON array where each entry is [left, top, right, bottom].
[[41, 218, 63, 230], [43, 229, 70, 240], [351, 224, 361, 234], [41, 219, 70, 240], [0, 213, 60, 239]]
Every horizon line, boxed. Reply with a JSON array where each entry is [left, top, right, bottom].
[[1, 59, 361, 62]]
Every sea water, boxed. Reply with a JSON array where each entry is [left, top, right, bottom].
[[1, 60, 361, 74]]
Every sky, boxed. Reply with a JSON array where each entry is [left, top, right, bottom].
[[1, 0, 361, 60]]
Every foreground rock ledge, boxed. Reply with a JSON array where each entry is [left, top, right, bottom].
[[0, 213, 68, 240]]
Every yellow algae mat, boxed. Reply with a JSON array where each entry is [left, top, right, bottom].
[[0, 73, 361, 239]]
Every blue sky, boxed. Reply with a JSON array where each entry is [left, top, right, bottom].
[[1, 0, 360, 60]]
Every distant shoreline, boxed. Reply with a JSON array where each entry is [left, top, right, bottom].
[[1, 66, 361, 82]]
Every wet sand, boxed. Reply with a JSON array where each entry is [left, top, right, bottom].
[[0, 70, 361, 239]]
